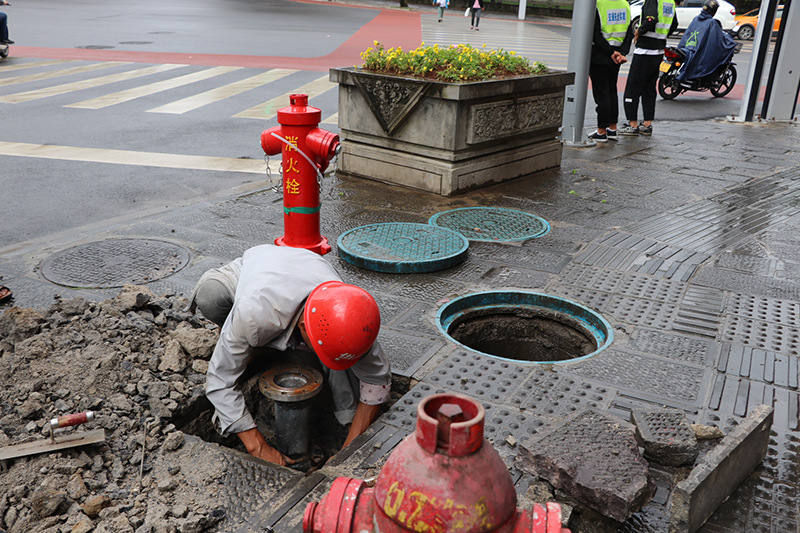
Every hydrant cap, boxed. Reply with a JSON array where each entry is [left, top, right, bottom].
[[304, 281, 381, 370], [416, 393, 485, 456], [277, 93, 322, 125]]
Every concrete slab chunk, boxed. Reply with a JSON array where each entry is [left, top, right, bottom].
[[515, 409, 656, 522], [669, 404, 774, 533], [631, 409, 699, 466]]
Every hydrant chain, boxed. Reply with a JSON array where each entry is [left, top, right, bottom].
[[270, 131, 324, 192]]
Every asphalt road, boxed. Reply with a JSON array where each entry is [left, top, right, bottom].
[[0, 0, 765, 253]]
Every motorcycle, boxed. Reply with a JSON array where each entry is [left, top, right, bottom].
[[0, 42, 8, 59], [657, 42, 743, 100]]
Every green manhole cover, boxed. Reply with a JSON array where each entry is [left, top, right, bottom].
[[429, 207, 550, 242]]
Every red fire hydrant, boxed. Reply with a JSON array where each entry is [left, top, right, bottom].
[[303, 393, 571, 533], [261, 94, 339, 255]]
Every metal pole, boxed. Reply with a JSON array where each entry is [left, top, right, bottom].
[[730, 0, 780, 122], [561, 0, 597, 146], [764, 0, 800, 120], [518, 0, 527, 20]]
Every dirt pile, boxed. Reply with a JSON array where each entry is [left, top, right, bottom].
[[0, 285, 229, 533]]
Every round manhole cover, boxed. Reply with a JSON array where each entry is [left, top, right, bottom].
[[337, 223, 469, 273], [429, 207, 550, 242], [437, 291, 613, 364], [41, 239, 190, 289]]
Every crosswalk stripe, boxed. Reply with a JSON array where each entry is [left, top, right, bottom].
[[321, 112, 338, 125], [234, 74, 335, 120], [147, 68, 298, 115], [0, 140, 281, 174], [0, 59, 78, 74], [0, 64, 188, 104], [0, 62, 127, 88], [66, 66, 243, 110]]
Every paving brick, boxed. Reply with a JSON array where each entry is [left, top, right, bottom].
[[630, 409, 698, 467], [669, 404, 774, 533], [516, 409, 655, 522]]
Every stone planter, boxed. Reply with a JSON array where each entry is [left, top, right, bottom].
[[330, 67, 575, 197]]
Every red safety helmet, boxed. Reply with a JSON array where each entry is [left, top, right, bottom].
[[303, 281, 381, 370]]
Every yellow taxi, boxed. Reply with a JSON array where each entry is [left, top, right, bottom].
[[733, 5, 783, 40]]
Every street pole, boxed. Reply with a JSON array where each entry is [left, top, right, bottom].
[[561, 0, 596, 146], [518, 0, 527, 20]]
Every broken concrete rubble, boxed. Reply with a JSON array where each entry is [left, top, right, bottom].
[[669, 404, 774, 533], [630, 409, 699, 467], [515, 409, 656, 523], [0, 287, 235, 533]]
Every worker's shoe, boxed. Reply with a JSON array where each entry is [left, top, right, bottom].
[[618, 124, 639, 136], [639, 124, 653, 136], [588, 131, 608, 143], [606, 129, 618, 141]]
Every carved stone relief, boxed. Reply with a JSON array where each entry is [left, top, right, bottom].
[[468, 94, 564, 144]]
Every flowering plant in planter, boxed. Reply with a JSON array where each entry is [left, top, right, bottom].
[[359, 41, 547, 82]]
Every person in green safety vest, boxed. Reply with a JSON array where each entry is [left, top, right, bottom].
[[619, 0, 679, 136], [588, 0, 634, 142]]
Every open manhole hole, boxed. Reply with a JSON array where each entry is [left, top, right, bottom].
[[437, 291, 613, 364], [429, 207, 550, 242]]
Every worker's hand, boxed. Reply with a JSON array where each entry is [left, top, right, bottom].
[[633, 29, 640, 43], [237, 428, 294, 467], [342, 402, 381, 449], [612, 51, 627, 65]]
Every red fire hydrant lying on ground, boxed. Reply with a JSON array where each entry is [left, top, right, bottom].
[[261, 94, 339, 255], [303, 393, 571, 533]]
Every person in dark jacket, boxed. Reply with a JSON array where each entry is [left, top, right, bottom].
[[619, 0, 678, 136], [589, 0, 634, 142], [676, 0, 737, 82]]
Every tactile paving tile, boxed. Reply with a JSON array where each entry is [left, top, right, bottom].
[[673, 286, 725, 338], [716, 344, 800, 389], [707, 374, 799, 431], [616, 275, 686, 304], [466, 242, 571, 273], [376, 330, 443, 378], [558, 264, 625, 293], [630, 329, 716, 366], [722, 315, 800, 357], [548, 285, 613, 312], [563, 349, 707, 406], [508, 370, 613, 418], [727, 294, 800, 328], [40, 239, 191, 289], [423, 351, 532, 405], [606, 295, 678, 329], [219, 452, 299, 528]]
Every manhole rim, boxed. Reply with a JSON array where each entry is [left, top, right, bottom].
[[436, 290, 614, 365], [428, 207, 550, 242], [39, 237, 192, 289], [336, 222, 469, 274]]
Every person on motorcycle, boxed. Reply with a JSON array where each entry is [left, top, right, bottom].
[[588, 0, 634, 142], [0, 0, 12, 46], [676, 0, 737, 83]]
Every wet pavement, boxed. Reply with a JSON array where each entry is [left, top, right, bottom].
[[3, 115, 800, 532]]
